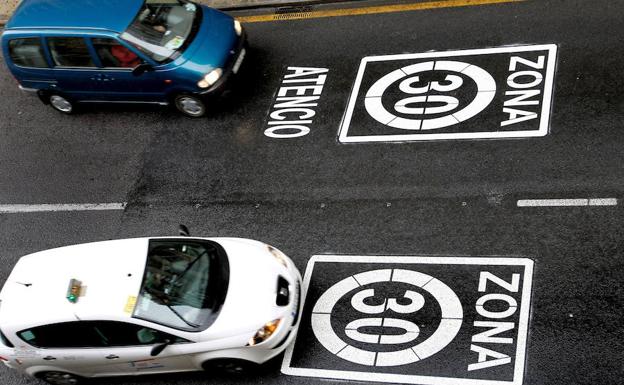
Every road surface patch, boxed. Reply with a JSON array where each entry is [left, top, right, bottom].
[[282, 255, 534, 385], [339, 45, 557, 143]]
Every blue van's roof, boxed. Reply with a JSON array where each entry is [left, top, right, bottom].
[[6, 0, 145, 32]]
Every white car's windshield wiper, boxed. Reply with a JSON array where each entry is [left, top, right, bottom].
[[144, 287, 200, 329]]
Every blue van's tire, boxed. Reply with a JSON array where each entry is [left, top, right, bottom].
[[174, 94, 206, 118], [37, 90, 50, 104], [47, 93, 75, 115]]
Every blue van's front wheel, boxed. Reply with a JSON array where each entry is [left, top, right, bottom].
[[48, 94, 74, 115], [174, 94, 206, 118]]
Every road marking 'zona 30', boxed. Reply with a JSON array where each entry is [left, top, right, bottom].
[[0, 203, 127, 214]]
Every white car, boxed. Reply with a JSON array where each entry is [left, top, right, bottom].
[[0, 236, 302, 385]]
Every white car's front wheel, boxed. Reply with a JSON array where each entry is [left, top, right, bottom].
[[202, 358, 257, 374]]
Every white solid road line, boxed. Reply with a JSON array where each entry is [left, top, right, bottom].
[[0, 203, 127, 213], [517, 198, 618, 207], [588, 198, 618, 206]]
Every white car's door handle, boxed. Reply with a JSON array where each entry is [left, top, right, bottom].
[[43, 356, 56, 361], [105, 354, 120, 360]]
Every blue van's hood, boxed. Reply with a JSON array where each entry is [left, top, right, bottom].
[[172, 6, 237, 73]]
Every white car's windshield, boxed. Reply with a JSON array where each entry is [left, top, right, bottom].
[[133, 239, 229, 331], [121, 0, 201, 63]]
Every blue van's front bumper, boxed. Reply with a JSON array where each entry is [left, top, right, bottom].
[[199, 28, 247, 97]]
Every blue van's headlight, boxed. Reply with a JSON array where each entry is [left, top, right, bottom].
[[234, 20, 243, 36], [198, 68, 223, 89]]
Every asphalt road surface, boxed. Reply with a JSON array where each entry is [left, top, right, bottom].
[[1, 0, 623, 384]]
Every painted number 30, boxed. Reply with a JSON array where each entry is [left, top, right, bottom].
[[311, 269, 463, 367], [365, 61, 496, 131], [347, 289, 424, 345], [395, 75, 463, 116]]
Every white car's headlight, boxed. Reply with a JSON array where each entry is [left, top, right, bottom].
[[197, 68, 223, 89], [248, 319, 281, 346], [268, 245, 288, 268], [234, 20, 243, 36]]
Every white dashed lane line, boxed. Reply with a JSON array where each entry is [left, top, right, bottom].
[[517, 198, 618, 207], [0, 203, 127, 214]]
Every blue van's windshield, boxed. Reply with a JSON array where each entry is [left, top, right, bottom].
[[121, 0, 201, 63]]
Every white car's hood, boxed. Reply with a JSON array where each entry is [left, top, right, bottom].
[[200, 238, 284, 341]]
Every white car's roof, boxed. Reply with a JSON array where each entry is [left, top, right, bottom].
[[0, 238, 150, 330]]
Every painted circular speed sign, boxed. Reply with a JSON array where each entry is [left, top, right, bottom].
[[311, 269, 463, 367], [365, 61, 497, 131]]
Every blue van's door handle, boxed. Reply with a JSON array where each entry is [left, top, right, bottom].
[[90, 74, 115, 82]]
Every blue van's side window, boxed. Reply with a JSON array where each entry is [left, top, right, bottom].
[[8, 38, 48, 68], [92, 38, 142, 69], [47, 37, 95, 68]]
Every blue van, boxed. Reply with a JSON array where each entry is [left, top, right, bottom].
[[1, 0, 247, 117]]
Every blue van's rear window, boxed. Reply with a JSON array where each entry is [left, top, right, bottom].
[[48, 37, 95, 68], [9, 38, 48, 68]]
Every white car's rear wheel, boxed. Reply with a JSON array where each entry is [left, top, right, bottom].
[[38, 371, 82, 385]]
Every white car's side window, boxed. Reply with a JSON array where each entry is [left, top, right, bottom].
[[17, 321, 186, 349]]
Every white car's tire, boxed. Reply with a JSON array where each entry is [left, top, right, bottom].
[[37, 371, 83, 385], [202, 358, 257, 374]]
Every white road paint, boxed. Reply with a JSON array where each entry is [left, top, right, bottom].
[[338, 345, 376, 366], [310, 314, 346, 354], [517, 198, 618, 207], [339, 44, 558, 143], [0, 203, 127, 214], [589, 198, 618, 206], [282, 255, 534, 385], [265, 67, 329, 139], [365, 60, 496, 131], [412, 318, 463, 360], [310, 268, 463, 367], [376, 348, 420, 367]]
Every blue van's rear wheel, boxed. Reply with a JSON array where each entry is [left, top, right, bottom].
[[49, 94, 74, 114], [174, 94, 206, 118]]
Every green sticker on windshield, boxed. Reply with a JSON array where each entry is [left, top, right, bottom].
[[165, 36, 185, 50]]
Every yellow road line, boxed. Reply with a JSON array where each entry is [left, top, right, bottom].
[[237, 0, 524, 23]]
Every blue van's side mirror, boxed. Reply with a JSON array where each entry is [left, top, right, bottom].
[[132, 63, 154, 77]]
